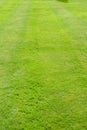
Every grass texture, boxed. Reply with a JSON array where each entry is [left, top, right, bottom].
[[0, 0, 87, 129]]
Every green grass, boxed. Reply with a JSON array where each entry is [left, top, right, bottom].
[[0, 0, 87, 129]]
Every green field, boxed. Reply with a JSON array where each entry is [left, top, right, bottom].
[[0, 0, 87, 129]]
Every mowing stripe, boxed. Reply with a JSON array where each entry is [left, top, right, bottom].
[[48, 0, 87, 72], [0, 0, 31, 129]]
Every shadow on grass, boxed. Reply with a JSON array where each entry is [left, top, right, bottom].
[[58, 0, 68, 3]]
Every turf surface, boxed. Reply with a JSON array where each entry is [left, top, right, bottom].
[[0, 0, 87, 129]]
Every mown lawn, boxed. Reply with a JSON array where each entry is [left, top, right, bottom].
[[0, 0, 87, 129]]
